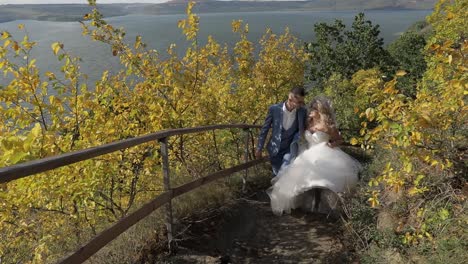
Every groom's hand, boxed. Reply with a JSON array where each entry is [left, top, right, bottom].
[[255, 150, 263, 159]]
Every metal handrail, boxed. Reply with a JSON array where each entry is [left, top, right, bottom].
[[0, 124, 267, 264], [60, 158, 267, 264], [0, 124, 260, 183]]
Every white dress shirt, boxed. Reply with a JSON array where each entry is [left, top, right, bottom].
[[282, 103, 297, 130]]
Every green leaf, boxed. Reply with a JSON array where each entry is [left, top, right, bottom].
[[31, 123, 42, 138], [9, 151, 29, 164], [438, 209, 450, 221]]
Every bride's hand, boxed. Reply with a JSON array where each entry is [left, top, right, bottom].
[[328, 128, 343, 148], [255, 150, 263, 159]]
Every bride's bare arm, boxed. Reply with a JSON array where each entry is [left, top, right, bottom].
[[327, 127, 343, 148], [306, 116, 315, 132]]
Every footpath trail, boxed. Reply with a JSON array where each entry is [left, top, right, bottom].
[[153, 192, 352, 264]]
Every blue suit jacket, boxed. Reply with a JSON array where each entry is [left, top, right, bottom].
[[257, 103, 307, 160]]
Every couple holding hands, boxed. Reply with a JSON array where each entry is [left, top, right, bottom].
[[256, 86, 361, 216]]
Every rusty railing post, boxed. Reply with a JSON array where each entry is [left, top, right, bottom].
[[242, 128, 249, 192], [159, 137, 175, 253]]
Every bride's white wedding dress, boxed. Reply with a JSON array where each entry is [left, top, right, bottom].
[[268, 130, 361, 215]]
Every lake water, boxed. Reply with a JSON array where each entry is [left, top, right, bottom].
[[0, 10, 431, 85]]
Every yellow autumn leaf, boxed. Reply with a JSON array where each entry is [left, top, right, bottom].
[[1, 31, 10, 39], [51, 42, 63, 55], [30, 123, 42, 138], [368, 197, 379, 208], [365, 108, 375, 121], [45, 71, 56, 79], [420, 114, 432, 123], [446, 11, 455, 20], [404, 162, 413, 173], [232, 20, 242, 32], [3, 39, 11, 48], [177, 20, 185, 29], [135, 35, 142, 49], [396, 70, 407, 76]]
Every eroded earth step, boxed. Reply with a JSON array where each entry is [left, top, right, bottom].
[[153, 192, 351, 264]]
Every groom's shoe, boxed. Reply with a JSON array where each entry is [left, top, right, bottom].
[[218, 255, 230, 264]]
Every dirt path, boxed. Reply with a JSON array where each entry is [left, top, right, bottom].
[[153, 192, 352, 264]]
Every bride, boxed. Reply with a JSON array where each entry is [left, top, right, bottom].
[[267, 96, 361, 215]]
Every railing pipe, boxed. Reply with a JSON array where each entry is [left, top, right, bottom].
[[159, 137, 174, 253], [0, 124, 261, 184], [58, 158, 267, 264], [0, 124, 267, 263], [242, 128, 250, 191]]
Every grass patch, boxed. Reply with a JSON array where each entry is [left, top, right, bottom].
[[341, 146, 467, 263]]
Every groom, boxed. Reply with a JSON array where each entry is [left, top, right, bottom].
[[255, 86, 307, 176]]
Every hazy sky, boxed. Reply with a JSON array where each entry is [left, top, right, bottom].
[[0, 0, 168, 4], [1, 0, 305, 4]]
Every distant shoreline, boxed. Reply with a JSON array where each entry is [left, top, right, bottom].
[[0, 6, 433, 24], [0, 0, 437, 24]]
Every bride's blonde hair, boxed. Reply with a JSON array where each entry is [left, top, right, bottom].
[[308, 96, 337, 129]]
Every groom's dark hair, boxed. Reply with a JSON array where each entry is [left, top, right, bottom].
[[290, 86, 306, 97]]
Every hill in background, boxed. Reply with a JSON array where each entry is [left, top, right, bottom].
[[0, 0, 437, 23]]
